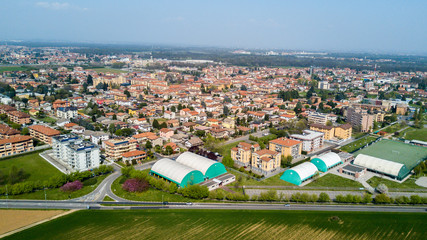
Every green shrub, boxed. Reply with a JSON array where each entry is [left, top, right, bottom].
[[318, 192, 330, 202], [83, 178, 97, 186], [181, 185, 209, 199], [374, 194, 391, 204]]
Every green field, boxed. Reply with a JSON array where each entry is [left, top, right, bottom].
[[354, 139, 427, 171], [86, 68, 128, 73], [0, 152, 63, 183], [340, 136, 379, 153], [38, 116, 57, 124], [5, 210, 427, 240], [367, 176, 426, 190], [0, 66, 36, 73], [305, 174, 364, 188], [403, 127, 427, 142]]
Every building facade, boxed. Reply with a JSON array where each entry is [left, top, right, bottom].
[[52, 134, 100, 171], [104, 138, 137, 160], [290, 130, 324, 153], [29, 125, 61, 145], [346, 107, 374, 132], [0, 136, 33, 157], [231, 142, 260, 167], [251, 149, 280, 175], [269, 137, 302, 158]]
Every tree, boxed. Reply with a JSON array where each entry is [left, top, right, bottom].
[[222, 156, 234, 168], [306, 86, 315, 99], [152, 119, 160, 129], [165, 145, 174, 155], [294, 102, 303, 114], [87, 75, 93, 85], [145, 141, 152, 149], [318, 192, 330, 202], [124, 90, 131, 98], [240, 85, 247, 91], [223, 106, 229, 116], [21, 127, 29, 135], [326, 120, 333, 126]]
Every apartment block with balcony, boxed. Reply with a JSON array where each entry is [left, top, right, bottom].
[[269, 137, 302, 158], [104, 138, 137, 161], [290, 130, 324, 153], [346, 107, 374, 132], [231, 142, 260, 167], [0, 136, 33, 157], [29, 125, 61, 145], [7, 111, 31, 125], [251, 149, 280, 175], [52, 134, 100, 171]]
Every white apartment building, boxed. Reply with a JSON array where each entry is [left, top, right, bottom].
[[307, 112, 337, 125], [52, 134, 100, 171], [290, 130, 324, 153], [56, 107, 78, 120]]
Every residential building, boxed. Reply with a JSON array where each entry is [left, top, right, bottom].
[[396, 103, 407, 115], [231, 142, 260, 167], [251, 149, 280, 175], [104, 138, 137, 160], [159, 128, 174, 140], [29, 125, 61, 145], [7, 111, 31, 125], [0, 124, 20, 139], [334, 123, 352, 140], [307, 112, 337, 125], [56, 107, 78, 120], [269, 137, 302, 158], [121, 150, 146, 163], [290, 130, 324, 153], [52, 134, 100, 171], [318, 81, 330, 90], [163, 142, 180, 153], [52, 100, 70, 110], [346, 107, 374, 132], [0, 136, 33, 157], [310, 124, 334, 140]]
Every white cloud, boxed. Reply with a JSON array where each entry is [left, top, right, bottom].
[[36, 2, 87, 11]]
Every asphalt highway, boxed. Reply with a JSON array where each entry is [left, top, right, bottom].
[[1, 199, 426, 213]]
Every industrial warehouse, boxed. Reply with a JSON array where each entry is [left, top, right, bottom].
[[150, 152, 233, 190]]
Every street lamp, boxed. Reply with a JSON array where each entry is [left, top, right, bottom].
[[5, 185, 9, 209]]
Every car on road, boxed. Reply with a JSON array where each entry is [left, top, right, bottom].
[[163, 201, 169, 205], [284, 204, 290, 207], [263, 133, 269, 136], [186, 202, 193, 205]]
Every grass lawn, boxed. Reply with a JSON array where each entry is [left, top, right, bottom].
[[38, 116, 57, 124], [1, 174, 110, 200], [0, 152, 63, 183], [215, 141, 240, 159], [403, 127, 427, 142], [305, 174, 364, 188], [366, 176, 426, 190], [229, 170, 294, 187], [340, 136, 379, 153], [86, 67, 128, 73], [382, 123, 406, 133], [103, 195, 115, 201], [5, 210, 427, 240], [351, 132, 367, 139]]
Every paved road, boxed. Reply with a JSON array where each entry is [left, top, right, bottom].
[[0, 200, 425, 212], [74, 160, 158, 202]]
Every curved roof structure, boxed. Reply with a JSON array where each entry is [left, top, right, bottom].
[[150, 158, 204, 187], [311, 152, 343, 172], [176, 152, 227, 179], [280, 162, 318, 186], [353, 154, 407, 179]]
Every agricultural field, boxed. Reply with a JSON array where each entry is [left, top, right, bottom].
[[0, 210, 66, 236], [5, 210, 427, 240], [0, 152, 63, 184], [340, 136, 379, 153], [367, 176, 426, 190]]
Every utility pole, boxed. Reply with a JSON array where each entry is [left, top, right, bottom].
[[6, 185, 9, 209]]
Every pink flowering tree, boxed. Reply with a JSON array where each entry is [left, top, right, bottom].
[[122, 179, 149, 192], [60, 180, 83, 192]]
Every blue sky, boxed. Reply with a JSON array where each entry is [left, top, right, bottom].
[[1, 0, 427, 53]]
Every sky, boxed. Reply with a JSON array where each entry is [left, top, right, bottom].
[[1, 0, 427, 54]]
